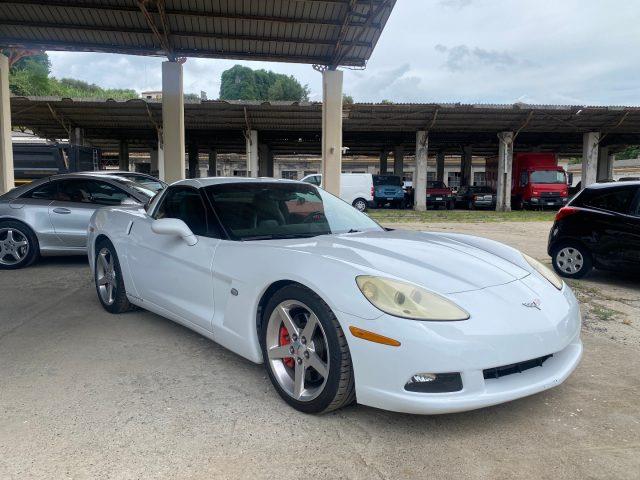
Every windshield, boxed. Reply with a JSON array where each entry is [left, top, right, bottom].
[[110, 178, 156, 199], [427, 181, 446, 189], [529, 170, 566, 184], [205, 182, 384, 240], [374, 175, 402, 187], [470, 186, 493, 194], [113, 173, 166, 192]]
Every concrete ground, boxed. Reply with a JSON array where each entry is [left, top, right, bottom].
[[1, 221, 639, 480]]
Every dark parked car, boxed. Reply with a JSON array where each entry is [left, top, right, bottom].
[[547, 181, 640, 278], [454, 185, 496, 209]]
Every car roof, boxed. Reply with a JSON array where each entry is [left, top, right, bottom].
[[172, 177, 304, 188], [585, 180, 640, 190]]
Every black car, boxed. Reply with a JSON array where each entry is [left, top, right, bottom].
[[454, 185, 496, 209], [547, 181, 640, 278]]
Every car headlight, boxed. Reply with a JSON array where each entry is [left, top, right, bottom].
[[356, 276, 470, 321], [523, 253, 563, 290]]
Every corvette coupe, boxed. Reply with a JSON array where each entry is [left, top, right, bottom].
[[88, 178, 582, 414]]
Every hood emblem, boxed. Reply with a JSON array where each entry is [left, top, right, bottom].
[[522, 299, 542, 310]]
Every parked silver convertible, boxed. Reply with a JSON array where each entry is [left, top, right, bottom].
[[0, 173, 158, 269]]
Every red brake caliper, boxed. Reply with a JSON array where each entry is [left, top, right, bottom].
[[279, 325, 295, 369]]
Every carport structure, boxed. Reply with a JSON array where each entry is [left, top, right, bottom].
[[10, 96, 640, 210], [0, 0, 397, 195]]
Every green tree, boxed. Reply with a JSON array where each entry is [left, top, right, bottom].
[[219, 64, 309, 102], [616, 146, 640, 160], [380, 99, 394, 104], [343, 94, 354, 105], [5, 50, 137, 99]]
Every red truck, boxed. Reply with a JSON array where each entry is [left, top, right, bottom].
[[486, 153, 569, 209], [426, 180, 455, 209]]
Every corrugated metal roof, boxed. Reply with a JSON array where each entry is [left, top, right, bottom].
[[0, 0, 396, 66], [10, 96, 640, 156]]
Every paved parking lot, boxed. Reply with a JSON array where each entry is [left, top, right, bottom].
[[1, 221, 639, 480]]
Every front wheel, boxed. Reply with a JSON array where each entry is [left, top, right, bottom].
[[260, 285, 355, 414], [551, 242, 593, 278], [352, 198, 368, 212], [0, 221, 39, 270], [94, 239, 132, 313]]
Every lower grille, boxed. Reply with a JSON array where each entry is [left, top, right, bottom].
[[483, 354, 553, 380], [541, 191, 560, 197]]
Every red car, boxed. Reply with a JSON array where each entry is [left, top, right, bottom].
[[426, 181, 455, 209]]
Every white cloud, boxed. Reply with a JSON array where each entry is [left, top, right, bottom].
[[46, 0, 640, 106]]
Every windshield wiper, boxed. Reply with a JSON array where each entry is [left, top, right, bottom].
[[346, 229, 361, 233], [241, 233, 324, 241]]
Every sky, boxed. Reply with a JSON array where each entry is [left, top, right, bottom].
[[47, 0, 640, 106]]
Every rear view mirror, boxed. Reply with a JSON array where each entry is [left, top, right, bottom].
[[151, 218, 198, 246]]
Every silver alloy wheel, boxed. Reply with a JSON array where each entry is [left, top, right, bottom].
[[266, 300, 330, 402], [96, 247, 117, 305], [354, 199, 367, 212], [0, 228, 29, 266], [556, 247, 584, 275]]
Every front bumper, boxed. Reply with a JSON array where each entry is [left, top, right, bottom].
[[528, 197, 568, 207], [340, 277, 582, 414], [426, 196, 451, 207]]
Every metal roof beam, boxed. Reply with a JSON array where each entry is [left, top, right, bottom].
[[0, 20, 372, 48], [1, 0, 383, 28]]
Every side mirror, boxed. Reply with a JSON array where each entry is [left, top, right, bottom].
[[121, 197, 143, 207], [151, 218, 198, 246]]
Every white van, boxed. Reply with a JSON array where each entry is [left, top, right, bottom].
[[301, 173, 374, 211]]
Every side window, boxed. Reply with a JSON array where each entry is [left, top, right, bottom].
[[55, 179, 92, 203], [22, 181, 58, 200], [584, 188, 636, 214], [632, 189, 640, 217], [308, 175, 321, 186], [155, 187, 210, 237], [86, 181, 131, 206], [520, 172, 528, 187]]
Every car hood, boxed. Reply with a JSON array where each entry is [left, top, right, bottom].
[[271, 230, 530, 294]]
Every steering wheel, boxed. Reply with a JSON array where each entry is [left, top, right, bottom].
[[301, 211, 327, 224]]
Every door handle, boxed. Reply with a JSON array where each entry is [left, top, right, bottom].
[[52, 207, 71, 214]]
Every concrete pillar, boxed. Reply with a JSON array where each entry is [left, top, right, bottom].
[[496, 132, 514, 212], [246, 130, 258, 176], [321, 69, 343, 196], [188, 141, 198, 178], [582, 132, 599, 188], [71, 127, 85, 146], [258, 143, 274, 177], [415, 131, 428, 211], [379, 149, 388, 174], [118, 140, 129, 171], [461, 145, 473, 186], [162, 60, 185, 183], [0, 53, 14, 194], [436, 151, 445, 183], [150, 146, 159, 177], [597, 145, 613, 182], [208, 148, 217, 176], [394, 145, 405, 176]]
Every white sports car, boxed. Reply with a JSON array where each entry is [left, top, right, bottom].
[[88, 178, 582, 415]]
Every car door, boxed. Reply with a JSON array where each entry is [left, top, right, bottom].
[[126, 186, 219, 332], [621, 187, 640, 268], [581, 186, 638, 269], [48, 179, 135, 248]]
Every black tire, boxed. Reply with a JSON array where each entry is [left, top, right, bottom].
[[94, 238, 133, 314], [551, 242, 593, 279], [352, 198, 368, 212], [0, 220, 39, 270], [260, 284, 356, 414]]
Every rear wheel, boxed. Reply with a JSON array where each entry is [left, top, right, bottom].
[[552, 242, 593, 278], [352, 198, 367, 212], [260, 285, 355, 414], [94, 239, 133, 313], [0, 220, 39, 270]]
